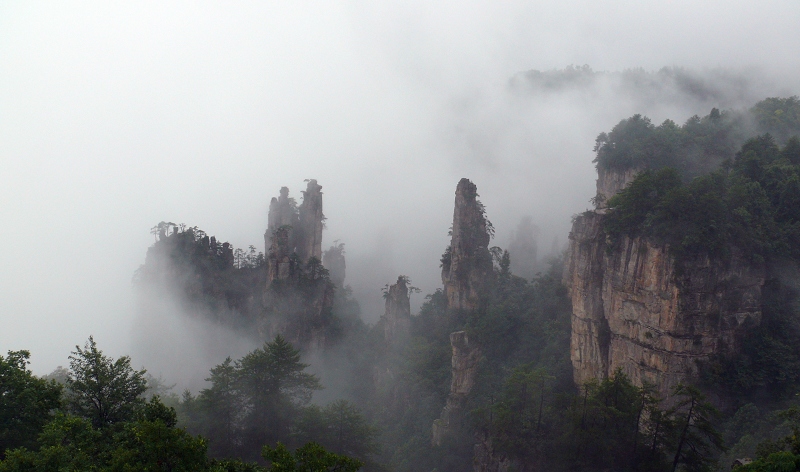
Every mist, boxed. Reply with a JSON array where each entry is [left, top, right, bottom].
[[2, 0, 800, 384]]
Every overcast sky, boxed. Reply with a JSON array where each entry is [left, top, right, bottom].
[[2, 1, 800, 376]]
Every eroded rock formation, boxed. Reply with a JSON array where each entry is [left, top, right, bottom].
[[594, 165, 642, 208], [565, 169, 765, 398], [432, 331, 482, 446], [265, 180, 325, 286], [381, 276, 411, 343], [297, 179, 324, 262], [441, 178, 493, 311], [261, 180, 334, 350], [434, 179, 494, 449]]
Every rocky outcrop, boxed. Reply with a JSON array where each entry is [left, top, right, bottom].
[[266, 226, 296, 283], [297, 179, 324, 262], [265, 180, 325, 286], [565, 169, 765, 399], [594, 165, 641, 208], [262, 180, 334, 350], [381, 276, 411, 343], [441, 178, 494, 311], [432, 331, 481, 446]]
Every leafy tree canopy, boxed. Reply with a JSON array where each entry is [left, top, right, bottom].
[[66, 336, 148, 428], [594, 97, 800, 177], [0, 351, 62, 458]]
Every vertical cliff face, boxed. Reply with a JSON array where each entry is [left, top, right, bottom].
[[432, 331, 482, 446], [565, 169, 766, 398], [262, 181, 334, 351], [381, 276, 411, 343], [266, 226, 295, 283], [265, 181, 325, 287], [441, 178, 494, 311], [433, 179, 493, 450], [297, 179, 324, 262], [594, 165, 642, 208]]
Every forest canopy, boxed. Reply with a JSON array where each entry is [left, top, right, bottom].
[[594, 96, 800, 178]]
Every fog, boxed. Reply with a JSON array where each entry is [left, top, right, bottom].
[[2, 1, 800, 380]]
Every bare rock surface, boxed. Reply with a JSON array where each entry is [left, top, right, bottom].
[[565, 168, 765, 399], [441, 178, 493, 311], [432, 331, 482, 446]]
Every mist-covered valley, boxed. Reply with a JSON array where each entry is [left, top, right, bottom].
[[4, 2, 800, 470]]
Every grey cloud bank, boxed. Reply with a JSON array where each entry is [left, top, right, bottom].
[[1, 1, 799, 376]]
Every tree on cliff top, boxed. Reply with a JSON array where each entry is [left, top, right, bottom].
[[593, 97, 800, 177]]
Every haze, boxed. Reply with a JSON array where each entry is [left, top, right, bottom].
[[2, 1, 799, 378]]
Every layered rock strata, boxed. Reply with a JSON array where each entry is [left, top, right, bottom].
[[565, 169, 765, 398]]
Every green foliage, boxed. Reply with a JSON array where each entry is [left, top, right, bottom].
[[181, 336, 378, 466], [752, 96, 800, 145], [66, 336, 148, 429], [198, 357, 241, 458], [0, 340, 369, 472], [594, 98, 800, 176], [475, 364, 552, 463], [0, 413, 101, 472], [737, 452, 800, 471], [604, 134, 800, 399], [236, 336, 322, 459], [733, 407, 800, 471], [0, 351, 62, 458], [604, 136, 800, 265], [0, 398, 209, 472], [669, 384, 724, 472], [293, 400, 380, 461], [106, 397, 208, 471], [135, 224, 267, 328], [262, 442, 362, 472]]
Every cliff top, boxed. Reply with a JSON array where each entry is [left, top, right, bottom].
[[593, 96, 800, 178]]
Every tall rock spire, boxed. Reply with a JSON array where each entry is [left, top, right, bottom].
[[382, 276, 411, 343], [297, 179, 324, 263], [441, 178, 493, 311], [264, 181, 325, 287]]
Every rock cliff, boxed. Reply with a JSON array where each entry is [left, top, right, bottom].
[[265, 180, 325, 286], [432, 331, 482, 446], [594, 165, 641, 208], [261, 180, 335, 350], [441, 178, 494, 311], [565, 169, 765, 398], [297, 179, 324, 262]]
